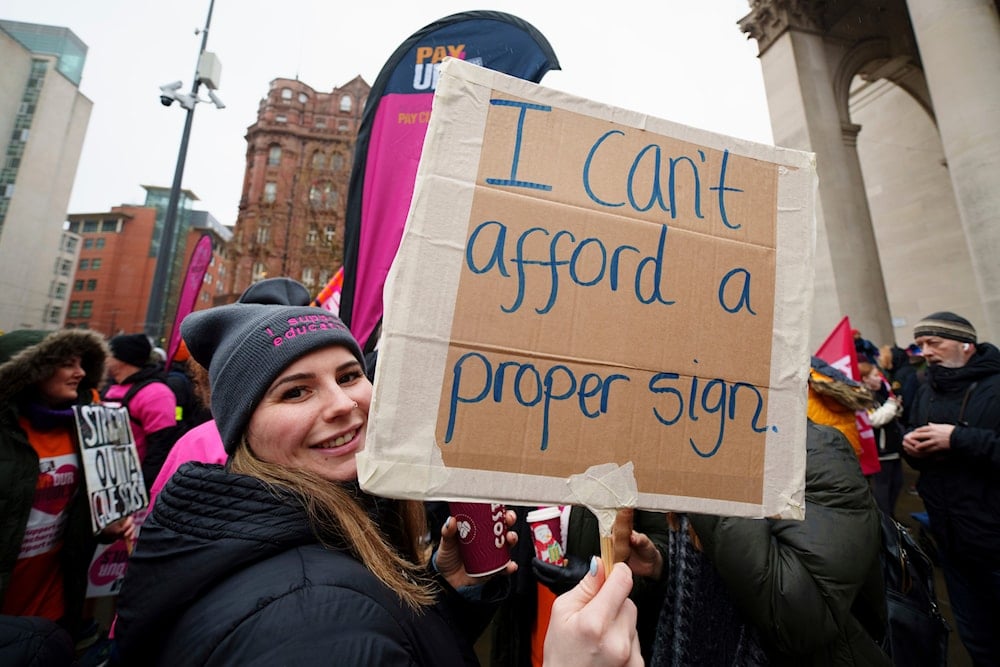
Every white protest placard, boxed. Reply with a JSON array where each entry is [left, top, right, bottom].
[[358, 58, 816, 519], [73, 404, 149, 533]]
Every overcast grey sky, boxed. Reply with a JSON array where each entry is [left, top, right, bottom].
[[4, 0, 773, 225]]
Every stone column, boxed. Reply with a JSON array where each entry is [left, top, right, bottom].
[[740, 2, 894, 349], [906, 0, 1000, 340]]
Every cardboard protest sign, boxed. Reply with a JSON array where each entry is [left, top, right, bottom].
[[74, 404, 149, 533], [358, 58, 816, 518]]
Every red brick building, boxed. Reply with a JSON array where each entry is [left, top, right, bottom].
[[65, 202, 231, 343], [224, 75, 369, 299]]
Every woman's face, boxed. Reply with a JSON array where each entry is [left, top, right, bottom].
[[38, 356, 85, 406], [246, 345, 371, 482]]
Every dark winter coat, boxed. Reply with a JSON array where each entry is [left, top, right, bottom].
[[115, 463, 497, 666], [654, 422, 889, 666], [904, 341, 1000, 567], [0, 328, 108, 638], [0, 615, 76, 666]]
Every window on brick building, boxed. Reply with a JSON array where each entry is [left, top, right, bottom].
[[81, 301, 92, 318], [95, 238, 105, 249], [298, 92, 308, 104], [264, 182, 277, 203], [324, 225, 335, 242], [268, 145, 282, 166], [275, 115, 287, 123], [281, 88, 292, 100], [256, 225, 270, 244], [332, 154, 344, 171], [340, 95, 352, 112], [83, 220, 99, 233], [74, 279, 84, 291], [302, 266, 314, 287], [101, 220, 118, 232], [78, 259, 88, 271], [84, 238, 93, 249], [69, 301, 80, 318], [312, 151, 325, 169], [252, 262, 267, 281], [309, 182, 337, 210], [86, 279, 97, 291], [305, 226, 318, 246], [91, 259, 102, 270]]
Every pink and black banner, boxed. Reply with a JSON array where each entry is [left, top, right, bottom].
[[166, 233, 213, 368], [339, 11, 560, 351]]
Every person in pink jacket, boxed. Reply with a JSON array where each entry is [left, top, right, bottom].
[[148, 419, 226, 505]]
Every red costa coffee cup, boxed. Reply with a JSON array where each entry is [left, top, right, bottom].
[[448, 501, 510, 577]]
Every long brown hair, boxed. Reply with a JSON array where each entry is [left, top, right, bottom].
[[229, 441, 435, 610]]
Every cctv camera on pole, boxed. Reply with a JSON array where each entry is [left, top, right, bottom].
[[159, 80, 183, 106]]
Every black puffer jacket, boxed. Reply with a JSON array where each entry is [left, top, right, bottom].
[[680, 423, 889, 666], [115, 463, 496, 666], [0, 328, 107, 638], [904, 342, 1000, 567]]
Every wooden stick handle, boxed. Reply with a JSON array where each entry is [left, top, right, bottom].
[[600, 535, 614, 577]]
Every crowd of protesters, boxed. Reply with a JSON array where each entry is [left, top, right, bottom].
[[2, 294, 995, 666]]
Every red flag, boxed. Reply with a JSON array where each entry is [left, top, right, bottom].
[[815, 316, 881, 475], [815, 316, 858, 379]]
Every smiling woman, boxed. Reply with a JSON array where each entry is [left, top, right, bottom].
[[113, 292, 520, 665], [244, 346, 369, 482], [0, 328, 116, 660]]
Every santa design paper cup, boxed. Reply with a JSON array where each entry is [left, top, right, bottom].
[[449, 501, 509, 577], [526, 506, 566, 565]]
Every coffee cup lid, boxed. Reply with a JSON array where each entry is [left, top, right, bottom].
[[526, 506, 562, 522]]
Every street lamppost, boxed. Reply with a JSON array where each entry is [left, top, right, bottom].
[[144, 0, 224, 341]]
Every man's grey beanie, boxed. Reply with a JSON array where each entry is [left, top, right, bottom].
[[181, 303, 365, 454]]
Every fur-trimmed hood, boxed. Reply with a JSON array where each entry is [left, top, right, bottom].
[[0, 329, 109, 405]]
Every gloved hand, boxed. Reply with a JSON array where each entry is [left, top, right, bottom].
[[532, 555, 591, 595]]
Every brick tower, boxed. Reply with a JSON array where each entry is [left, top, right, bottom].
[[225, 75, 369, 301]]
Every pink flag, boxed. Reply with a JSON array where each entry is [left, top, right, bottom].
[[165, 234, 213, 369]]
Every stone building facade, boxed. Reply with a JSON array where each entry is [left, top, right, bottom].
[[739, 0, 1000, 347]]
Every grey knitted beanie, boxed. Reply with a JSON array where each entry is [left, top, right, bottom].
[[238, 277, 312, 306], [180, 303, 365, 454]]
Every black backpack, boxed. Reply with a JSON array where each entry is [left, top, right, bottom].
[[879, 512, 950, 666]]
